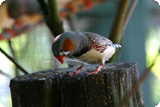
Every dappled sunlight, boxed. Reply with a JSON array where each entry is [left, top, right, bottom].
[[146, 28, 160, 104], [10, 34, 28, 51], [0, 41, 15, 77], [152, 76, 160, 104], [0, 75, 12, 107], [0, 24, 55, 106], [146, 28, 160, 79], [152, 56, 160, 79]]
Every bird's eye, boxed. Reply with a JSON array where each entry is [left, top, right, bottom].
[[60, 49, 63, 55], [60, 49, 63, 52], [60, 49, 69, 55]]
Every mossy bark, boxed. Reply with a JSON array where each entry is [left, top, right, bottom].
[[10, 63, 145, 107]]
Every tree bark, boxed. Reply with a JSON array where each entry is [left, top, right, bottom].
[[10, 63, 145, 107]]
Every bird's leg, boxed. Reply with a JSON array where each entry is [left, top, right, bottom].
[[75, 65, 84, 71], [68, 64, 84, 76], [88, 64, 103, 75]]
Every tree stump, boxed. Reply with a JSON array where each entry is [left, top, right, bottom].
[[10, 63, 145, 107]]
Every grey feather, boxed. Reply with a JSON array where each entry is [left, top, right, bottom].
[[109, 44, 121, 48], [52, 31, 90, 57], [52, 31, 121, 58], [84, 32, 112, 45]]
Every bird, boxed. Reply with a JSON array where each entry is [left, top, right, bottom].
[[52, 31, 121, 76]]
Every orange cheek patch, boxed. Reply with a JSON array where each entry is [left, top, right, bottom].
[[62, 38, 74, 51]]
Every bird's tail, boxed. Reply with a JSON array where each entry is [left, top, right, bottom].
[[110, 44, 121, 48]]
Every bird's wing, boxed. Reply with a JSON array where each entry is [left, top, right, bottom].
[[84, 32, 113, 53], [84, 32, 112, 46]]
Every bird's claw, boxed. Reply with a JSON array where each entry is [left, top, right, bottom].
[[88, 70, 100, 75], [88, 65, 103, 75]]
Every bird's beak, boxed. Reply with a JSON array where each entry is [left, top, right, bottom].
[[56, 55, 66, 64]]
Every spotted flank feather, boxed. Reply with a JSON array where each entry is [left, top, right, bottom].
[[109, 44, 121, 48]]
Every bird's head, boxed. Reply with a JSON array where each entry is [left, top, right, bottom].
[[52, 37, 75, 64]]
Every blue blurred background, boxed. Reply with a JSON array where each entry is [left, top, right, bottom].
[[0, 0, 160, 106]]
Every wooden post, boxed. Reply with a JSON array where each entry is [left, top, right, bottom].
[[10, 63, 145, 107]]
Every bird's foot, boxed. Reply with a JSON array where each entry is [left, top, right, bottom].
[[88, 70, 100, 74], [88, 65, 103, 75]]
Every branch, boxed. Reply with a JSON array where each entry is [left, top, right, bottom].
[[109, 0, 138, 62], [109, 0, 138, 43], [38, 0, 48, 17], [38, 0, 64, 37], [109, 0, 130, 44], [0, 47, 29, 74], [0, 70, 11, 78], [0, 20, 44, 41], [121, 0, 138, 36], [8, 40, 19, 76]]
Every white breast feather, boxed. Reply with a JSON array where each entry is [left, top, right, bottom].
[[77, 46, 115, 64]]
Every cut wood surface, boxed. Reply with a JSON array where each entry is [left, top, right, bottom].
[[10, 62, 144, 107]]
